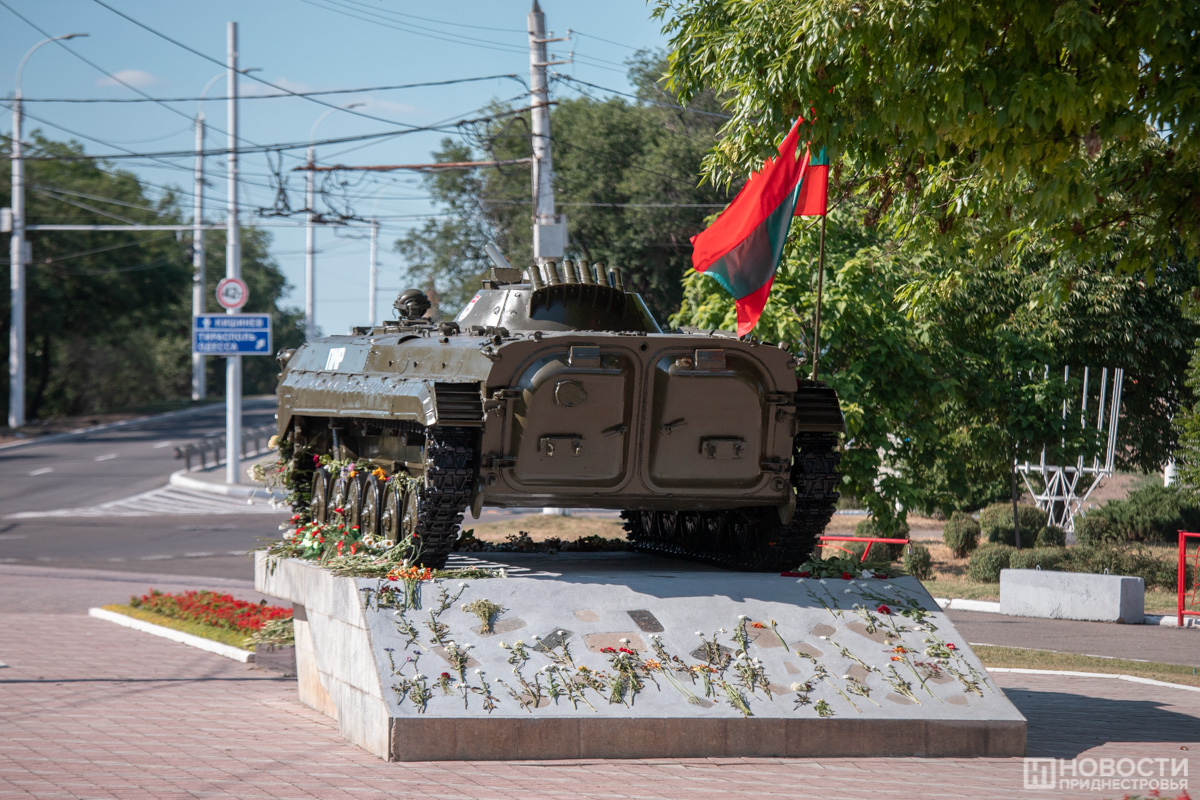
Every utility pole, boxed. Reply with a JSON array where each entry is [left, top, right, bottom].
[[368, 218, 379, 326], [8, 74, 27, 430], [225, 21, 242, 485], [8, 33, 87, 430], [192, 108, 206, 401], [530, 3, 571, 516], [528, 0, 569, 267], [305, 145, 316, 341]]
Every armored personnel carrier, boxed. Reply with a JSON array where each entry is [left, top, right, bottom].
[[275, 251, 844, 570]]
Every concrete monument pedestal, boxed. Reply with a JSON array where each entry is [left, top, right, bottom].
[[255, 551, 1025, 761]]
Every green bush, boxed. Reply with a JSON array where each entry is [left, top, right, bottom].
[[1035, 525, 1066, 548], [942, 511, 981, 558], [1061, 545, 1184, 591], [967, 544, 1015, 582], [1074, 514, 1119, 546], [1009, 547, 1070, 571], [855, 516, 910, 559], [1089, 484, 1200, 543], [979, 503, 1045, 546], [903, 543, 934, 581]]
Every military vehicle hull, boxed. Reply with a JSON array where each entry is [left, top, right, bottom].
[[276, 267, 843, 570]]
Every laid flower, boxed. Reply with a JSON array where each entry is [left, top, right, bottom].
[[876, 604, 892, 615], [890, 656, 903, 662], [892, 646, 908, 654], [750, 622, 766, 629], [841, 572, 853, 580], [619, 638, 631, 644], [946, 643, 957, 651]]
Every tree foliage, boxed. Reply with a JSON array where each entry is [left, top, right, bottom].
[[655, 0, 1200, 277], [675, 197, 1196, 521], [395, 54, 731, 319], [1, 133, 303, 422]]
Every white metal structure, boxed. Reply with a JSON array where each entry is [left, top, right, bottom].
[[1015, 366, 1125, 534]]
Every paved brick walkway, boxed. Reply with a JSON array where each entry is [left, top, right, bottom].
[[2, 567, 1198, 799]]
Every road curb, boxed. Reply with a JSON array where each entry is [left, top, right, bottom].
[[88, 607, 256, 663], [987, 667, 1200, 693], [169, 467, 284, 501], [934, 596, 1194, 627]]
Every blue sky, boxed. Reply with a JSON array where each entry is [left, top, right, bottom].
[[1, 0, 671, 336]]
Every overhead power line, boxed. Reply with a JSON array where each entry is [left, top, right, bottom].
[[90, 0, 463, 133], [19, 74, 526, 103]]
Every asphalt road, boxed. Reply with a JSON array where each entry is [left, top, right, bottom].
[[0, 399, 285, 579], [0, 398, 276, 516]]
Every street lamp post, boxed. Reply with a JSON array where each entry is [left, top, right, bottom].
[[305, 102, 363, 341], [8, 33, 87, 430]]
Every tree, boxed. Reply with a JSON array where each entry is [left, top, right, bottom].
[[658, 0, 1200, 515], [395, 53, 731, 319], [675, 200, 1197, 522], [0, 133, 302, 422], [655, 0, 1200, 277]]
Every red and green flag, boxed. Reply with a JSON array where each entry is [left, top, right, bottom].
[[690, 119, 822, 336], [795, 146, 829, 217]]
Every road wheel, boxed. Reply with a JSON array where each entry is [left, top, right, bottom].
[[343, 472, 368, 534], [310, 467, 332, 524], [359, 475, 384, 540], [380, 474, 417, 546], [330, 473, 351, 519]]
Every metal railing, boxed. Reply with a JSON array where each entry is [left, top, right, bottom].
[[174, 424, 276, 471]]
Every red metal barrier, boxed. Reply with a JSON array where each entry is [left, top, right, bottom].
[[1179, 531, 1200, 628], [818, 535, 911, 564]]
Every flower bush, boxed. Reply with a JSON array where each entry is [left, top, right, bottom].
[[129, 589, 291, 633]]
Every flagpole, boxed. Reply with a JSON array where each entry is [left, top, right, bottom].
[[811, 214, 827, 382]]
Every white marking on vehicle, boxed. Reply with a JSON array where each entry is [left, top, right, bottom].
[[28, 467, 54, 476], [94, 454, 118, 462], [325, 347, 346, 370]]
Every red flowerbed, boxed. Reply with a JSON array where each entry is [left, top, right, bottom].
[[130, 589, 292, 633]]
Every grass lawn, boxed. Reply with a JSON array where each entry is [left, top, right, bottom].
[[464, 514, 627, 543], [975, 645, 1200, 688], [102, 604, 251, 650]]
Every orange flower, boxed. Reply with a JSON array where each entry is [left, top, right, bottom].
[[892, 646, 908, 654], [371, 467, 386, 481], [890, 656, 903, 662], [750, 622, 766, 629], [643, 659, 663, 671]]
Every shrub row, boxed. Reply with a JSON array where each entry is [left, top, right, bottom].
[[965, 543, 1189, 590], [1075, 484, 1200, 545]]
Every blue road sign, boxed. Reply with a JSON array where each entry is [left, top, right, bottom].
[[194, 313, 272, 356]]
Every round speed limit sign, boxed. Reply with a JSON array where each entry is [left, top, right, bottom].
[[215, 277, 249, 310]]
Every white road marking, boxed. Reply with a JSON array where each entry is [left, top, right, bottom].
[[152, 441, 174, 449], [28, 467, 54, 476], [94, 454, 118, 462], [4, 485, 287, 519]]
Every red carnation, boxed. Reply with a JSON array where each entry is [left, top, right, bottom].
[[946, 643, 957, 651], [876, 604, 891, 615], [841, 571, 853, 580]]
